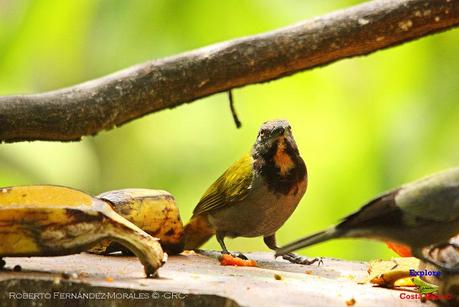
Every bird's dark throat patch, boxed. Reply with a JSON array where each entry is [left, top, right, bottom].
[[254, 137, 307, 195]]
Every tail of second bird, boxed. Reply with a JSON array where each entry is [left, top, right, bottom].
[[275, 227, 343, 256]]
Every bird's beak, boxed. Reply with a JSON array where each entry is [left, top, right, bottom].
[[283, 129, 295, 145], [282, 128, 288, 136], [276, 127, 285, 136]]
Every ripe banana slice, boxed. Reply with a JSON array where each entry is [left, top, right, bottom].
[[0, 185, 165, 277], [91, 189, 184, 255], [370, 269, 413, 288]]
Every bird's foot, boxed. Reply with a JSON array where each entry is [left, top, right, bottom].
[[222, 251, 248, 260], [234, 252, 248, 260], [441, 266, 459, 274], [416, 248, 459, 274], [430, 242, 459, 251], [447, 242, 459, 250], [281, 253, 323, 266], [428, 260, 459, 274]]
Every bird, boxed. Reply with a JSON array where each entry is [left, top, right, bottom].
[[184, 119, 319, 265], [276, 167, 459, 272], [385, 241, 413, 257]]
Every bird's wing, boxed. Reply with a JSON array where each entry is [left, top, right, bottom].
[[395, 168, 459, 222], [339, 168, 459, 230], [192, 154, 254, 216], [337, 189, 403, 230]]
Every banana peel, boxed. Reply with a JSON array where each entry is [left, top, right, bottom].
[[0, 185, 165, 277], [89, 189, 184, 255]]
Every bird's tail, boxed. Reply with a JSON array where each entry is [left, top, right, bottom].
[[183, 214, 216, 250], [275, 227, 343, 256]]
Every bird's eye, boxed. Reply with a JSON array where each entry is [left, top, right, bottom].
[[260, 129, 267, 137]]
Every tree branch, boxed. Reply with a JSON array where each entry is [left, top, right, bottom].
[[1, 0, 458, 142]]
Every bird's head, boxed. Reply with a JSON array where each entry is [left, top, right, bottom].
[[252, 120, 301, 175], [253, 119, 297, 153]]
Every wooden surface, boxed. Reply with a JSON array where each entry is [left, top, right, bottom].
[[0, 251, 431, 306]]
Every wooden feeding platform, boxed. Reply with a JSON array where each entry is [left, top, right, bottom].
[[0, 251, 430, 306]]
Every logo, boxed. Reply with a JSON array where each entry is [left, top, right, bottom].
[[409, 269, 441, 278]]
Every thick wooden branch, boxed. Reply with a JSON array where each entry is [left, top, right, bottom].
[[1, 0, 458, 142], [0, 253, 408, 306]]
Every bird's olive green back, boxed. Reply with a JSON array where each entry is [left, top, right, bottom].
[[192, 154, 253, 216], [396, 167, 459, 222]]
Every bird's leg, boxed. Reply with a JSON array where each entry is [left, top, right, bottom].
[[413, 247, 459, 274], [431, 241, 459, 250], [216, 232, 229, 254], [264, 234, 322, 266], [435, 241, 459, 250], [216, 232, 248, 260], [426, 241, 459, 259]]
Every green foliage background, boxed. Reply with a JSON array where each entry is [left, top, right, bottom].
[[0, 0, 458, 260]]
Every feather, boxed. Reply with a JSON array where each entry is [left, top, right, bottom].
[[192, 154, 253, 216]]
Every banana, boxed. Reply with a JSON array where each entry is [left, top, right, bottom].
[[370, 269, 413, 288], [393, 277, 416, 287], [0, 185, 165, 277], [90, 189, 184, 255], [368, 257, 419, 288]]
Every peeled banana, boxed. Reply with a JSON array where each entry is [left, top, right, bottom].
[[90, 189, 184, 255], [0, 185, 165, 277], [370, 268, 413, 288]]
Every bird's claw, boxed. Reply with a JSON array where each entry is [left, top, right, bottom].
[[222, 251, 248, 260], [282, 253, 322, 266], [429, 242, 459, 253], [417, 248, 459, 274], [442, 266, 459, 274], [317, 257, 324, 267], [430, 260, 459, 274], [234, 252, 248, 260]]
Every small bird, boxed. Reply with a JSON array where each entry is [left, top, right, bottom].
[[276, 167, 459, 272], [184, 119, 319, 265]]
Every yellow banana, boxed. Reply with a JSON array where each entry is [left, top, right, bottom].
[[370, 269, 412, 288], [368, 257, 420, 288], [90, 189, 184, 255], [0, 185, 165, 277], [393, 277, 416, 287]]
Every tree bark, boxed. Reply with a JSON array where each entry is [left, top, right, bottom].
[[1, 0, 458, 142]]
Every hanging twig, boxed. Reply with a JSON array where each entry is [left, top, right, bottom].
[[228, 91, 242, 129]]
